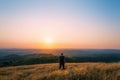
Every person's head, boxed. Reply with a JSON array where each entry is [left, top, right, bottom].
[[61, 53, 63, 56]]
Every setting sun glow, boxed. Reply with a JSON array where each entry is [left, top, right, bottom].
[[44, 37, 54, 44]]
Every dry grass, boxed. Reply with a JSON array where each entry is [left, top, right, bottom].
[[0, 63, 120, 80]]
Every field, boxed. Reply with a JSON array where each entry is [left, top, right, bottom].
[[0, 63, 120, 80]]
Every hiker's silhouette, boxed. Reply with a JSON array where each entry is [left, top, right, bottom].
[[59, 53, 65, 69]]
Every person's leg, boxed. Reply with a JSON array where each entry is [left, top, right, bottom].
[[63, 63, 65, 69], [59, 63, 61, 69]]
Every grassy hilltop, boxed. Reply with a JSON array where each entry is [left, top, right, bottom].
[[0, 63, 120, 80]]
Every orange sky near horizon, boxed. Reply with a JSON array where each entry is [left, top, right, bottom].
[[0, 41, 120, 49]]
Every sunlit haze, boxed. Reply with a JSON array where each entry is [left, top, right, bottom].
[[44, 37, 54, 44], [0, 0, 120, 49]]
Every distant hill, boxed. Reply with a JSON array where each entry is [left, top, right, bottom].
[[0, 49, 120, 67], [0, 49, 120, 57]]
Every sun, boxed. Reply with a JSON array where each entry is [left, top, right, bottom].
[[44, 37, 54, 44]]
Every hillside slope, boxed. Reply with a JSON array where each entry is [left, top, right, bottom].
[[0, 63, 120, 80]]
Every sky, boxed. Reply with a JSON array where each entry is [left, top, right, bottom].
[[0, 0, 120, 49]]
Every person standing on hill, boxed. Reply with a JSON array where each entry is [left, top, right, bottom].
[[59, 53, 65, 69]]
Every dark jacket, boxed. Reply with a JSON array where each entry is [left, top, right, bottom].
[[59, 55, 65, 63]]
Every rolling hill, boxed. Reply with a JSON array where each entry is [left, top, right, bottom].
[[0, 63, 120, 80]]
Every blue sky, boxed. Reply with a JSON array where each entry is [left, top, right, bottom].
[[0, 0, 120, 49]]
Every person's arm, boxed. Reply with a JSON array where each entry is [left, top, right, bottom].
[[58, 56, 60, 62], [64, 56, 66, 62]]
